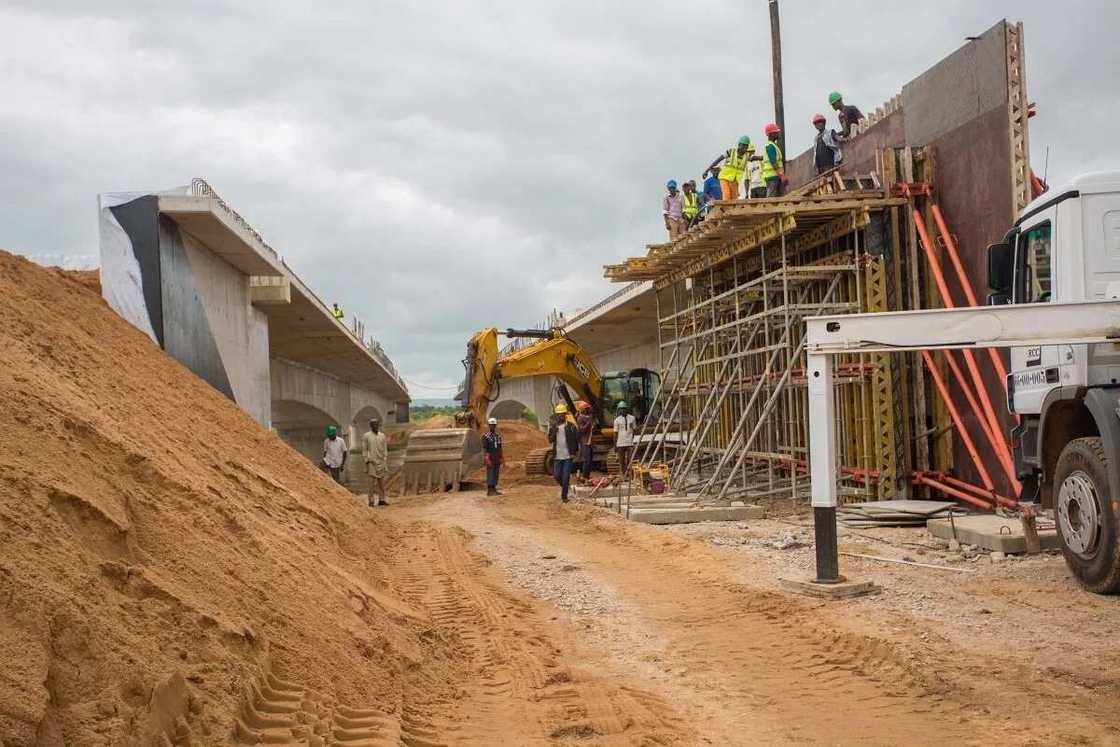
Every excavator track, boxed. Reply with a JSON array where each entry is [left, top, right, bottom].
[[525, 447, 551, 476]]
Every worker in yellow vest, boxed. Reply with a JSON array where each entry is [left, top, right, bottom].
[[682, 180, 701, 227], [761, 123, 786, 197], [706, 136, 754, 201]]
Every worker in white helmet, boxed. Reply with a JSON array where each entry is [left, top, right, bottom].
[[482, 416, 503, 496]]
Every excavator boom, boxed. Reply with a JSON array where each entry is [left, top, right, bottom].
[[400, 326, 607, 493]]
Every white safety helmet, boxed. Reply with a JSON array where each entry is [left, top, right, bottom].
[[487, 417, 498, 425]]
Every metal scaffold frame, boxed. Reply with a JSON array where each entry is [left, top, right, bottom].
[[613, 191, 908, 504]]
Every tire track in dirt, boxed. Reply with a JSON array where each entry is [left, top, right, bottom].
[[382, 522, 686, 745], [417, 492, 1037, 746]]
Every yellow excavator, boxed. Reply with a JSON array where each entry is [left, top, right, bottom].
[[399, 326, 660, 492]]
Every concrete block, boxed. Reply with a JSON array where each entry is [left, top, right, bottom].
[[779, 577, 879, 599], [627, 505, 765, 525], [926, 514, 1060, 554], [250, 276, 291, 306]]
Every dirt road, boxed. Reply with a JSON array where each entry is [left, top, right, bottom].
[[378, 484, 1120, 746]]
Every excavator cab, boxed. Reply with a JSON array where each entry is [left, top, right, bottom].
[[600, 369, 661, 424]]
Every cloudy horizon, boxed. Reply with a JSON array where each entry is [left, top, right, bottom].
[[3, 1, 1118, 396]]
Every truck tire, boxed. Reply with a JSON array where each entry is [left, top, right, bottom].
[[1053, 437, 1120, 593]]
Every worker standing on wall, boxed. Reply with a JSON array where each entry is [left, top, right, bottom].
[[761, 123, 786, 197], [321, 425, 348, 484], [331, 303, 344, 320], [613, 401, 637, 474], [662, 180, 687, 240], [681, 180, 701, 228], [701, 168, 722, 216], [746, 156, 766, 199], [361, 418, 389, 506], [707, 136, 754, 201], [575, 401, 596, 484], [829, 92, 864, 138], [548, 404, 579, 503], [482, 417, 503, 496], [812, 113, 843, 174]]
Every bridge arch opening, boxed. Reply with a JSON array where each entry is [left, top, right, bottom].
[[272, 399, 338, 463], [489, 398, 536, 427]]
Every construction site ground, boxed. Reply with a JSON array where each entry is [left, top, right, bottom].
[[3, 249, 1119, 746]]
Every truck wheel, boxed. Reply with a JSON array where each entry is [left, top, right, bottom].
[[1053, 437, 1120, 593]]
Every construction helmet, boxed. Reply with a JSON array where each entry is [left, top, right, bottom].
[[828, 91, 843, 105], [666, 179, 678, 189], [326, 425, 338, 436], [764, 122, 781, 136], [554, 403, 568, 414], [576, 400, 590, 410], [737, 135, 751, 146], [811, 113, 827, 124], [617, 401, 629, 409], [487, 417, 498, 425]]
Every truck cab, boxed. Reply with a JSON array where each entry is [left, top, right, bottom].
[[988, 171, 1120, 592]]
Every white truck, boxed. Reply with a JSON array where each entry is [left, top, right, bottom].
[[986, 171, 1120, 592]]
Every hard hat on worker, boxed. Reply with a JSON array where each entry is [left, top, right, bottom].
[[829, 91, 843, 106], [554, 403, 568, 414], [576, 400, 590, 410], [737, 135, 751, 146], [666, 179, 678, 189], [811, 113, 826, 124], [326, 425, 338, 436], [617, 401, 629, 410], [764, 122, 781, 136], [487, 417, 498, 425]]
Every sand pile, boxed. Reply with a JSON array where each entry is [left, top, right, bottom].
[[413, 414, 454, 429], [0, 253, 455, 745], [493, 421, 548, 463]]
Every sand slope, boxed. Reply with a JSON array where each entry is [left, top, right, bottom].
[[0, 253, 452, 745]]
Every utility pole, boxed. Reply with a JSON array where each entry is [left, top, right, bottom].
[[769, 0, 786, 156]]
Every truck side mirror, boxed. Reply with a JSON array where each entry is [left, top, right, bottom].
[[987, 241, 1013, 294]]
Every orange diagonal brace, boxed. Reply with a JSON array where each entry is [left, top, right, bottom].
[[913, 209, 1020, 493], [921, 350, 995, 492], [930, 203, 1012, 387]]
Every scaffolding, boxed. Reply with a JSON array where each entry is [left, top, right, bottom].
[[606, 187, 911, 504]]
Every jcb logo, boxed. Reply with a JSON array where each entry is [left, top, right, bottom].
[[572, 358, 591, 380]]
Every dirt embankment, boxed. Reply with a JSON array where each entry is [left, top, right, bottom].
[[0, 253, 457, 744]]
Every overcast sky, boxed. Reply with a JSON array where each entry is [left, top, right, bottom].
[[2, 1, 1118, 396]]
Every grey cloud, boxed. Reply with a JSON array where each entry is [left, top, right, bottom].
[[1, 0, 1118, 392]]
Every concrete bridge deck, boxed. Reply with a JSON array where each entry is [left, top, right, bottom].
[[99, 181, 409, 480]]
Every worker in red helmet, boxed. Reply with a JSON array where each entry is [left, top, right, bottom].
[[812, 113, 843, 175], [761, 123, 786, 197]]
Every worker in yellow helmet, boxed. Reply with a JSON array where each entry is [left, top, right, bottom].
[[548, 403, 579, 503], [760, 123, 786, 197], [706, 136, 754, 201], [331, 302, 344, 320]]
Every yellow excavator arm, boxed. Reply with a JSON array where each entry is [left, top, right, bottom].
[[457, 326, 603, 429]]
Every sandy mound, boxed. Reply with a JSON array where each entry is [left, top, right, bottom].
[[0, 253, 453, 745], [414, 414, 454, 429], [493, 421, 548, 463]]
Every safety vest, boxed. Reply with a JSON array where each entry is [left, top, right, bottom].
[[682, 191, 699, 218], [760, 141, 784, 181], [332, 308, 343, 319], [718, 146, 752, 182]]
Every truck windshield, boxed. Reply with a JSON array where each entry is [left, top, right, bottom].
[[1019, 222, 1052, 303]]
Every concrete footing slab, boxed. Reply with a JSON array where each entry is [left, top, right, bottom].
[[627, 505, 765, 525], [926, 514, 1059, 553], [779, 577, 879, 599]]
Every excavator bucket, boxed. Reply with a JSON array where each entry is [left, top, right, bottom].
[[400, 428, 483, 494]]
